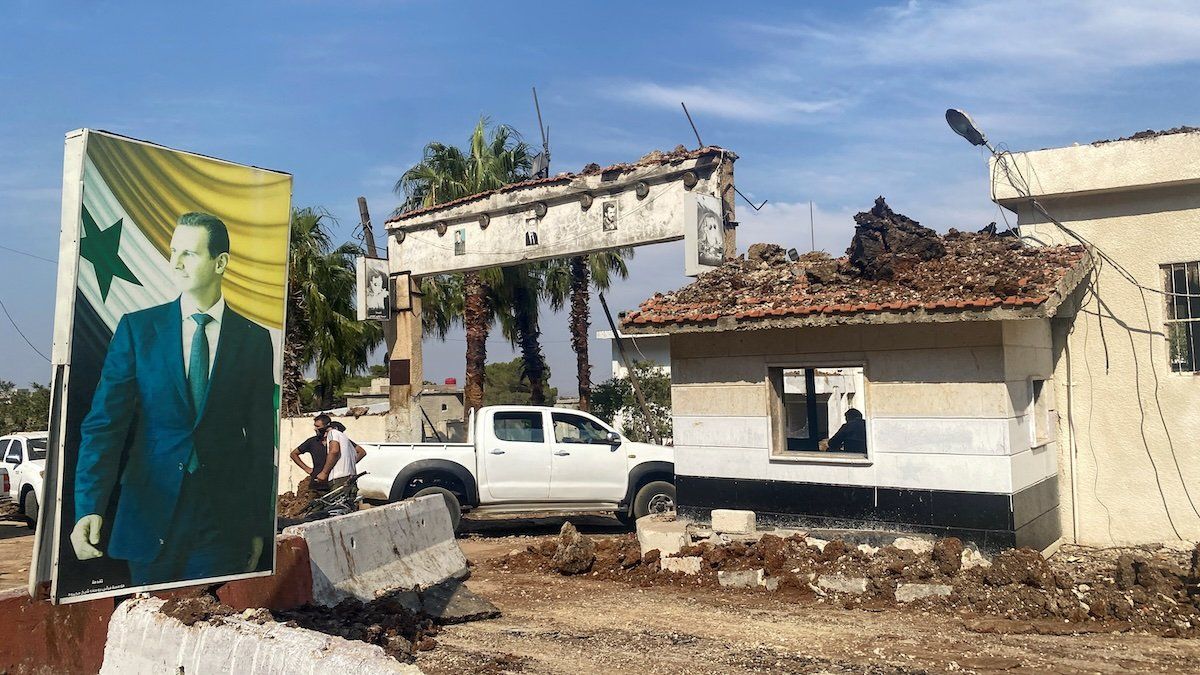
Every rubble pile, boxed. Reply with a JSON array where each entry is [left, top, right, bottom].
[[275, 591, 441, 661], [848, 197, 946, 280], [628, 197, 1086, 326], [495, 529, 1200, 637], [157, 587, 442, 662], [276, 476, 318, 519]]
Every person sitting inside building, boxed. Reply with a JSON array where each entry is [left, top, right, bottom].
[[819, 408, 867, 453]]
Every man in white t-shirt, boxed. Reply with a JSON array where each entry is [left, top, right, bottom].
[[313, 414, 366, 490]]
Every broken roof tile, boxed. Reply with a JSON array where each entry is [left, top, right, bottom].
[[622, 200, 1090, 331]]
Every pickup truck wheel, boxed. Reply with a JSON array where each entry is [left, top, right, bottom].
[[633, 481, 676, 519], [22, 491, 38, 529], [413, 487, 462, 532]]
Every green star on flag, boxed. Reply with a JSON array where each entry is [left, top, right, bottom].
[[81, 206, 141, 301]]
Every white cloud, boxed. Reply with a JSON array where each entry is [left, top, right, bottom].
[[618, 82, 845, 124]]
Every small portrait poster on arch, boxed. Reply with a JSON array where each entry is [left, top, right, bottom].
[[356, 256, 391, 320], [684, 193, 724, 276], [33, 130, 292, 603]]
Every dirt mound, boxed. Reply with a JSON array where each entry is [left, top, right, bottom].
[[277, 477, 318, 519], [491, 533, 1200, 638], [276, 590, 440, 661], [160, 594, 235, 627], [848, 197, 946, 280]]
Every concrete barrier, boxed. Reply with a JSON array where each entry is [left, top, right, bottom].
[[217, 535, 313, 611], [0, 588, 113, 674], [284, 496, 468, 606], [100, 597, 422, 674]]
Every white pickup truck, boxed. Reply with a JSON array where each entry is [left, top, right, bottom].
[[356, 405, 675, 530]]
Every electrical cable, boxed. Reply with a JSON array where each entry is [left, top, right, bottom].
[[0, 294, 50, 362], [0, 245, 56, 264], [991, 147, 1198, 538]]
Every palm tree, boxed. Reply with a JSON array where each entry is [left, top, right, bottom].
[[544, 250, 632, 411], [397, 119, 534, 414], [284, 207, 384, 413]]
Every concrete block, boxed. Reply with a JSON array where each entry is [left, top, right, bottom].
[[718, 569, 764, 589], [636, 516, 689, 557], [285, 496, 468, 607], [895, 583, 954, 602], [217, 535, 313, 611], [816, 575, 868, 594], [762, 576, 780, 592], [660, 556, 703, 575], [961, 548, 992, 570], [0, 588, 113, 674], [100, 597, 421, 674], [711, 509, 757, 534], [892, 536, 935, 555]]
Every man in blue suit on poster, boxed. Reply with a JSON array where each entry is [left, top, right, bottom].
[[70, 212, 276, 586]]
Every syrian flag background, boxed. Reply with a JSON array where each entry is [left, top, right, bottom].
[[38, 130, 292, 602]]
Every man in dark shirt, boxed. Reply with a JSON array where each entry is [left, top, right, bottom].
[[821, 408, 867, 453], [288, 430, 328, 481]]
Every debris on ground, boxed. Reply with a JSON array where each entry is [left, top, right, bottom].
[[550, 521, 597, 575], [493, 529, 1200, 638], [275, 590, 442, 661], [155, 582, 498, 663], [625, 197, 1087, 327], [0, 501, 21, 521], [159, 594, 235, 627], [277, 476, 318, 519]]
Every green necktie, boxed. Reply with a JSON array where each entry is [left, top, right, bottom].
[[186, 312, 213, 473]]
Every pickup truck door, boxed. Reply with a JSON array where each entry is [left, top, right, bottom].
[[483, 410, 551, 501], [548, 412, 627, 502]]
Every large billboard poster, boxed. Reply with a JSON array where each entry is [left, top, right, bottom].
[[38, 130, 292, 602]]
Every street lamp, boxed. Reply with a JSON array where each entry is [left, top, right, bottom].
[[945, 109, 995, 154]]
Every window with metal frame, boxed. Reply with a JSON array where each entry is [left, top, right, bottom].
[[1163, 261, 1200, 373]]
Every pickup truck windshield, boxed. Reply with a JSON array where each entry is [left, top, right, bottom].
[[28, 438, 48, 460]]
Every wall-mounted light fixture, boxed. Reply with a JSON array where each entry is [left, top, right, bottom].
[[534, 201, 549, 218], [635, 181, 650, 199], [682, 171, 698, 189], [479, 213, 490, 229], [435, 221, 447, 236], [395, 230, 406, 244], [579, 193, 594, 210]]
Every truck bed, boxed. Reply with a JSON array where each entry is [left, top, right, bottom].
[[355, 442, 476, 501]]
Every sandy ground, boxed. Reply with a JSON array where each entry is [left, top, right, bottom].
[[415, 515, 1200, 675], [0, 509, 1196, 672], [0, 506, 34, 593]]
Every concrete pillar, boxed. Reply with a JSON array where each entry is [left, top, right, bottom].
[[719, 153, 737, 260], [386, 273, 422, 442]]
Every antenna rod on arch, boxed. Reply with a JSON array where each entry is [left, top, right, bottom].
[[533, 86, 550, 176], [681, 101, 704, 148]]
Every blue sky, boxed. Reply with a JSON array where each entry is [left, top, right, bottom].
[[2, 0, 1199, 393]]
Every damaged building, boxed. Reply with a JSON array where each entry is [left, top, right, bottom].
[[623, 198, 1089, 551], [623, 128, 1200, 552]]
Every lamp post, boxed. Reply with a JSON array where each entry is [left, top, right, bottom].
[[945, 109, 996, 155]]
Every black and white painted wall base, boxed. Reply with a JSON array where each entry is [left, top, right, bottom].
[[677, 475, 1060, 553]]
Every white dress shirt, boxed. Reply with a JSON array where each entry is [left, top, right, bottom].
[[180, 295, 226, 378]]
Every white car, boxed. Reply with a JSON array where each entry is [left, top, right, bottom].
[[356, 405, 675, 530], [0, 432, 48, 528]]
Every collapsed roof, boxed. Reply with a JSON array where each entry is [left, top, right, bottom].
[[623, 197, 1091, 333]]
